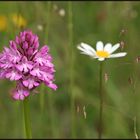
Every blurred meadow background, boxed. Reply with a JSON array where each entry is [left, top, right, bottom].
[[0, 1, 140, 139]]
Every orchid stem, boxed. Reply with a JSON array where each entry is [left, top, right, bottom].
[[98, 62, 104, 139], [23, 97, 32, 139]]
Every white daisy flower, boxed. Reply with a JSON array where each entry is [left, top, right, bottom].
[[77, 41, 127, 61]]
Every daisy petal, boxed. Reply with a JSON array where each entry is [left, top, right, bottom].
[[98, 58, 105, 61], [80, 52, 94, 56], [109, 43, 120, 54], [96, 41, 104, 51], [77, 43, 96, 57], [81, 43, 96, 53], [109, 52, 127, 58], [104, 43, 112, 52]]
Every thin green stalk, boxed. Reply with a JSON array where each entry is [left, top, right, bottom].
[[40, 1, 51, 112], [14, 3, 22, 35], [68, 2, 76, 138], [134, 116, 139, 139], [98, 62, 104, 139], [45, 3, 56, 137], [132, 80, 139, 140], [46, 1, 51, 44], [39, 2, 56, 137], [23, 97, 32, 139], [132, 61, 139, 139]]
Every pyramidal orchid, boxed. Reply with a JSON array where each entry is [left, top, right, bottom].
[[0, 30, 57, 100]]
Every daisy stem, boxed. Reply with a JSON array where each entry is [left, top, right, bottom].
[[68, 2, 76, 138], [23, 97, 32, 139], [98, 62, 104, 139]]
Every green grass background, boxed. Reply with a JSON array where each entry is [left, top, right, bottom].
[[0, 1, 140, 139]]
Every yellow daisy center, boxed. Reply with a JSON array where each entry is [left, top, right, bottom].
[[96, 51, 109, 58]]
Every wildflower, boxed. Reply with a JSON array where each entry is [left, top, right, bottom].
[[37, 24, 43, 31], [0, 30, 57, 100], [77, 41, 127, 61], [11, 14, 27, 28], [58, 9, 65, 17], [0, 15, 7, 31]]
